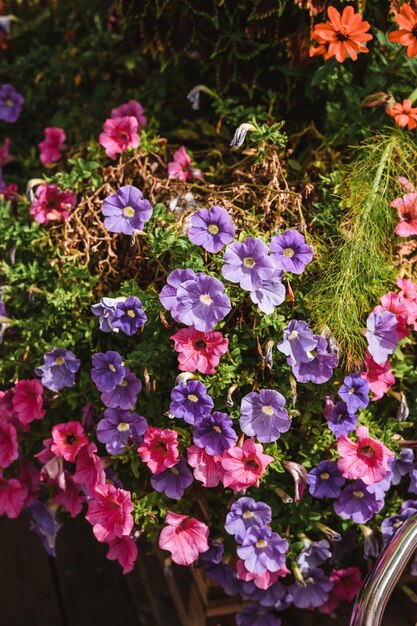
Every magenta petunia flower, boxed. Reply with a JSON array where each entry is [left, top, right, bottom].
[[0, 84, 24, 123], [0, 422, 18, 468], [29, 183, 77, 225], [187, 445, 224, 487], [72, 442, 105, 496], [100, 368, 142, 410], [333, 480, 384, 523], [239, 389, 290, 443], [150, 456, 193, 499], [337, 425, 394, 485], [112, 296, 147, 335], [168, 146, 202, 181], [159, 510, 209, 566], [53, 471, 85, 518], [38, 127, 66, 166], [106, 536, 138, 574], [188, 205, 235, 253], [176, 273, 231, 332], [170, 326, 229, 374], [222, 439, 274, 492], [138, 426, 179, 474], [391, 193, 417, 237], [86, 483, 134, 542], [91, 351, 125, 392], [237, 526, 288, 574], [270, 230, 313, 274], [111, 100, 147, 130], [12, 379, 45, 425], [51, 421, 88, 462], [362, 352, 395, 401], [102, 185, 152, 235], [222, 237, 275, 291], [99, 115, 139, 159], [169, 379, 213, 425], [291, 335, 338, 384], [193, 411, 237, 456], [0, 476, 28, 518], [365, 310, 399, 364], [0, 137, 14, 167]]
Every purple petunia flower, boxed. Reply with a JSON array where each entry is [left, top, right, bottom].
[[408, 467, 417, 494], [391, 448, 414, 485], [236, 605, 281, 626], [296, 540, 331, 573], [0, 84, 24, 123], [291, 335, 338, 384], [240, 580, 291, 610], [159, 268, 196, 321], [188, 205, 235, 253], [277, 320, 317, 365], [307, 461, 345, 499], [150, 456, 193, 499], [366, 310, 399, 364], [381, 515, 405, 542], [270, 230, 313, 275], [222, 237, 275, 291], [237, 526, 288, 574], [111, 296, 147, 335], [334, 480, 384, 523], [193, 411, 237, 456], [239, 389, 290, 443], [91, 297, 126, 333], [249, 272, 286, 315], [324, 397, 358, 438], [290, 568, 333, 609], [29, 501, 61, 557], [225, 497, 272, 543], [96, 407, 147, 454], [91, 351, 125, 392], [169, 379, 213, 425], [338, 373, 370, 413], [100, 367, 142, 409], [35, 348, 80, 392], [203, 561, 241, 596], [199, 539, 224, 566], [175, 273, 231, 332], [101, 185, 153, 235]]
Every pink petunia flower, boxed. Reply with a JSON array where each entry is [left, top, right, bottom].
[[36, 438, 66, 490], [0, 389, 17, 422], [137, 426, 179, 474], [111, 100, 147, 130], [221, 438, 274, 492], [86, 483, 134, 542], [391, 193, 417, 237], [18, 460, 40, 506], [337, 426, 394, 485], [167, 146, 202, 182], [320, 566, 362, 614], [0, 421, 18, 468], [38, 127, 66, 165], [362, 352, 395, 401], [29, 183, 77, 225], [106, 536, 138, 574], [187, 445, 224, 487], [51, 421, 88, 462], [72, 442, 105, 495], [0, 137, 15, 167], [397, 277, 417, 300], [158, 510, 209, 566], [98, 116, 139, 160], [0, 475, 28, 518], [378, 291, 417, 334], [170, 327, 229, 375], [12, 379, 45, 425], [236, 559, 289, 590], [53, 470, 85, 517]]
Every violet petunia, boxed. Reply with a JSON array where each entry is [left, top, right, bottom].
[[239, 389, 290, 443], [150, 457, 193, 499], [0, 84, 24, 123], [193, 411, 237, 456], [35, 348, 80, 392], [224, 497, 272, 543], [222, 237, 275, 291], [91, 351, 125, 392], [307, 461, 345, 499], [249, 272, 286, 315], [159, 268, 196, 321], [29, 501, 61, 557], [112, 296, 147, 335], [290, 568, 333, 609], [291, 335, 338, 384], [391, 448, 414, 485], [338, 373, 370, 413], [333, 480, 384, 523], [102, 185, 152, 235], [296, 540, 332, 573], [100, 368, 142, 410], [366, 310, 399, 364], [91, 297, 125, 333], [236, 605, 282, 626], [237, 526, 288, 574], [270, 230, 313, 275], [324, 397, 358, 439], [176, 273, 231, 332], [188, 205, 235, 253], [96, 407, 147, 455], [277, 320, 317, 365], [169, 379, 213, 425]]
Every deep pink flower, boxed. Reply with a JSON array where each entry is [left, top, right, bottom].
[[397, 277, 417, 300], [51, 421, 88, 462], [12, 379, 45, 425], [0, 389, 16, 422], [29, 183, 77, 225], [0, 421, 18, 468], [111, 100, 147, 130], [86, 483, 134, 542], [0, 137, 14, 167], [170, 327, 229, 375], [236, 559, 288, 589], [378, 291, 417, 335], [0, 475, 27, 518], [106, 536, 138, 574], [99, 116, 139, 160], [221, 438, 274, 492], [320, 566, 363, 614], [18, 460, 40, 506], [187, 445, 224, 487], [53, 471, 85, 517], [159, 510, 209, 566], [38, 127, 66, 165], [391, 193, 417, 237], [72, 442, 105, 495], [137, 426, 179, 474], [362, 352, 395, 401], [168, 146, 202, 182], [337, 426, 394, 485]]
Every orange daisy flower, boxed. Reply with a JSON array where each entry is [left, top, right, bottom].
[[310, 5, 373, 63], [386, 98, 417, 130], [389, 3, 417, 58]]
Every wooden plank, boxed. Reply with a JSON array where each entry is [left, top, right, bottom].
[[0, 515, 65, 626]]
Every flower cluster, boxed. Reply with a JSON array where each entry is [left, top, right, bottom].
[[99, 99, 146, 160]]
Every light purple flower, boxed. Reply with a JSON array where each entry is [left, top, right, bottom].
[[29, 501, 60, 557], [240, 580, 291, 610], [222, 237, 275, 291], [237, 526, 288, 574], [391, 448, 414, 485], [324, 397, 358, 438], [334, 480, 384, 523], [366, 310, 399, 364], [176, 273, 231, 332], [296, 540, 331, 573], [100, 367, 142, 409], [193, 411, 237, 456], [291, 335, 338, 384], [290, 568, 333, 609], [91, 351, 125, 392], [35, 348, 80, 391], [225, 497, 272, 543], [239, 389, 290, 443], [249, 273, 286, 315], [112, 296, 147, 335], [270, 230, 313, 275], [338, 373, 370, 413], [150, 457, 193, 499], [169, 380, 213, 424], [277, 320, 317, 365], [96, 407, 147, 454], [0, 84, 24, 123], [102, 185, 152, 235], [236, 605, 281, 626], [159, 268, 196, 321], [307, 461, 345, 499], [91, 297, 125, 332], [188, 206, 235, 253]]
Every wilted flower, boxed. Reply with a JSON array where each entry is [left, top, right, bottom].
[[284, 461, 308, 503], [230, 123, 257, 148]]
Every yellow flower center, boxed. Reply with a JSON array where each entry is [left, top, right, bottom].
[[243, 511, 254, 519], [108, 363, 116, 372], [54, 357, 65, 365], [117, 422, 130, 432], [120, 379, 128, 387], [127, 309, 135, 318], [123, 206, 135, 217], [283, 247, 294, 258], [200, 294, 212, 305], [187, 394, 198, 402], [348, 387, 356, 395], [320, 472, 330, 480], [208, 224, 219, 235], [261, 405, 274, 416], [353, 490, 364, 498], [256, 539, 268, 549], [213, 425, 222, 433], [6, 98, 14, 107], [243, 257, 255, 268], [288, 330, 298, 340]]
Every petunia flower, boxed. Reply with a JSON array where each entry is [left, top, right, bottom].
[[111, 296, 147, 335], [170, 326, 228, 374], [229, 123, 257, 148], [187, 445, 224, 487], [168, 146, 202, 181], [150, 456, 193, 499], [333, 480, 384, 523], [389, 3, 417, 58], [137, 426, 179, 474], [175, 273, 231, 332], [390, 192, 417, 236], [51, 421, 88, 462], [237, 526, 288, 574], [90, 351, 125, 392], [91, 297, 125, 333], [0, 137, 14, 167], [193, 411, 237, 456], [365, 310, 399, 364], [12, 379, 45, 425], [100, 368, 142, 410], [239, 389, 290, 444], [386, 99, 417, 130], [320, 566, 363, 614], [310, 6, 373, 63], [337, 425, 394, 485], [101, 185, 152, 235], [362, 353, 395, 401], [291, 335, 338, 384], [249, 271, 286, 315], [307, 460, 345, 499], [96, 408, 147, 455], [72, 442, 105, 495], [236, 560, 283, 591], [38, 127, 66, 166], [106, 536, 138, 574], [277, 319, 317, 365], [111, 100, 147, 130], [160, 268, 196, 321], [86, 484, 134, 542], [222, 438, 274, 492], [99, 115, 139, 160], [29, 500, 61, 556], [52, 471, 85, 518], [29, 183, 77, 225], [225, 497, 272, 543], [0, 422, 18, 468], [270, 230, 313, 275], [235, 604, 282, 626], [0, 475, 28, 518], [296, 539, 332, 574], [0, 84, 24, 122], [222, 237, 275, 291], [35, 348, 80, 392], [338, 373, 370, 413], [169, 380, 213, 425], [158, 510, 209, 566], [290, 568, 333, 609], [188, 205, 235, 253]]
